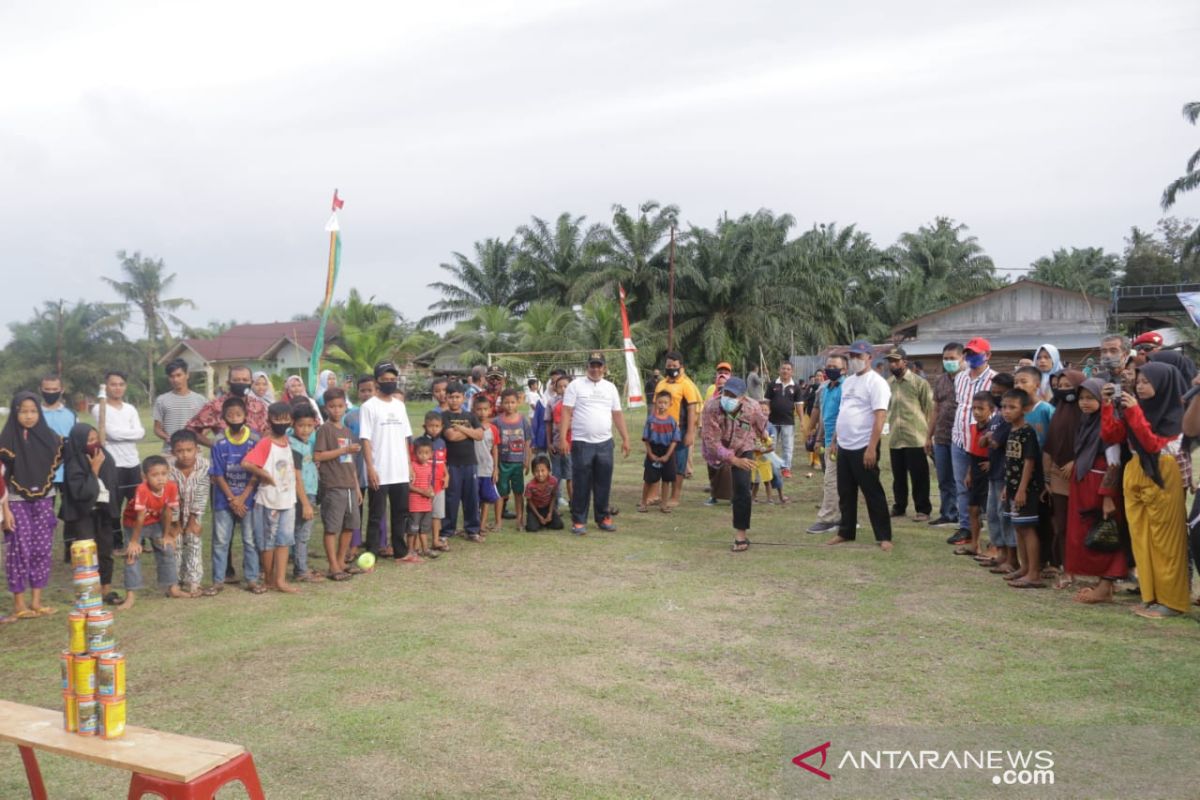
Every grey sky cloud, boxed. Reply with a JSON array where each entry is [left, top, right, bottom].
[[2, 0, 1197, 345]]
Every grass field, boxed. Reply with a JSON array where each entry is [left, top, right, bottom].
[[1, 403, 1198, 798]]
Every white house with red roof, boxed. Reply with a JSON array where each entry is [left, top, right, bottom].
[[157, 321, 338, 397]]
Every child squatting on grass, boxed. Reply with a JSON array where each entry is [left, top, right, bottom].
[[121, 454, 188, 609]]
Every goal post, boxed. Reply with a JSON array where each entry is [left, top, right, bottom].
[[487, 348, 645, 407]]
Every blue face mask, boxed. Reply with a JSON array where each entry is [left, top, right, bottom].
[[720, 396, 740, 414], [965, 352, 988, 370]]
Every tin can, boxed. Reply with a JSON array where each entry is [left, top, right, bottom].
[[73, 569, 102, 610], [76, 695, 98, 736], [63, 691, 78, 733], [68, 610, 88, 654], [70, 539, 99, 572], [98, 696, 126, 739], [73, 654, 96, 695], [98, 652, 126, 697], [85, 610, 115, 654], [60, 650, 74, 692]]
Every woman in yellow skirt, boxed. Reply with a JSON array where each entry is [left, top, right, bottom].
[[1100, 361, 1190, 618]]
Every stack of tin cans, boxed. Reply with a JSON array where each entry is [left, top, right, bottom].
[[62, 539, 126, 739]]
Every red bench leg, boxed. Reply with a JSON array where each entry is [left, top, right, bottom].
[[127, 752, 265, 800], [18, 745, 47, 800]]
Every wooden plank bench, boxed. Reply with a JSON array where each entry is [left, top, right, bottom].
[[0, 700, 265, 799]]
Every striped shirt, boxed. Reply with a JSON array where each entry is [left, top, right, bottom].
[[153, 391, 208, 448], [951, 367, 995, 448]]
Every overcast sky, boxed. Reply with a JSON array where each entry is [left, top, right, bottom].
[[2, 0, 1197, 344]]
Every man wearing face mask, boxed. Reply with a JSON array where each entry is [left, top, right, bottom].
[[806, 355, 847, 534], [1096, 334, 1129, 383], [700, 377, 768, 552], [827, 341, 893, 550], [927, 343, 963, 530], [947, 338, 996, 546], [658, 352, 703, 508], [186, 365, 270, 447], [884, 348, 933, 522], [40, 375, 76, 491], [359, 362, 414, 558]]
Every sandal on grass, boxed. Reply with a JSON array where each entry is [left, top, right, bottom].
[[327, 571, 352, 581], [660, 504, 672, 514], [14, 609, 39, 620], [636, 504, 649, 513], [953, 547, 977, 556], [34, 606, 56, 616], [731, 538, 750, 553], [200, 585, 222, 597], [1074, 587, 1111, 605], [0, 615, 15, 625], [1008, 579, 1045, 589], [247, 583, 268, 595]]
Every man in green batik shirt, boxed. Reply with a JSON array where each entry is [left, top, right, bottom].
[[885, 347, 934, 522]]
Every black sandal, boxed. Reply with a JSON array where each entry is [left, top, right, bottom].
[[731, 538, 750, 552], [327, 571, 352, 581]]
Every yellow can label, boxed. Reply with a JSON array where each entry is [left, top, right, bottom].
[[68, 612, 87, 655], [99, 697, 126, 739], [63, 692, 78, 733], [76, 696, 97, 736], [73, 655, 96, 695], [61, 650, 74, 692]]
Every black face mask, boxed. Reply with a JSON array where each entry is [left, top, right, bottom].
[[229, 382, 252, 397], [225, 421, 245, 434], [890, 367, 905, 379], [664, 368, 681, 379], [1052, 387, 1077, 404], [824, 368, 842, 382], [378, 381, 399, 395], [270, 422, 290, 436], [41, 391, 62, 405]]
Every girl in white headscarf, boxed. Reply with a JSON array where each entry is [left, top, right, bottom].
[[1034, 344, 1063, 403], [316, 370, 341, 408], [284, 375, 323, 423], [252, 371, 276, 403]]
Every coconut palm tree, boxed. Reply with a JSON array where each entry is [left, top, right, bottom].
[[516, 301, 579, 352], [423, 238, 525, 326], [1028, 247, 1121, 298], [100, 250, 195, 404], [886, 218, 1001, 321], [440, 305, 520, 367], [513, 213, 606, 307], [1161, 101, 1200, 257]]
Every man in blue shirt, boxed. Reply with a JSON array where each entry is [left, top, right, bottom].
[[806, 355, 847, 534], [41, 375, 76, 561]]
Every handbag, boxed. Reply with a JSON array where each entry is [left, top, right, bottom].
[[1083, 515, 1121, 552]]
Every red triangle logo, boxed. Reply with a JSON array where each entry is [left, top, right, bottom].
[[792, 741, 832, 781]]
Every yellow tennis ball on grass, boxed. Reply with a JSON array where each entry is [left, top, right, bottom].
[[356, 552, 376, 571]]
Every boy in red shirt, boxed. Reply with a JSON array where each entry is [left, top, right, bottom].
[[405, 437, 443, 562], [120, 455, 185, 609]]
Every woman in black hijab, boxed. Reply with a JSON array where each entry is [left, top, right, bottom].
[[1100, 362, 1189, 618], [0, 391, 64, 618], [60, 422, 124, 605]]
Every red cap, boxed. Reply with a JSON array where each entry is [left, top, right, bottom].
[[1132, 331, 1163, 348], [964, 337, 991, 354]]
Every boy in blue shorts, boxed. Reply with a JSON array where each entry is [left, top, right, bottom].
[[472, 394, 502, 533], [639, 391, 680, 513], [243, 402, 303, 594]]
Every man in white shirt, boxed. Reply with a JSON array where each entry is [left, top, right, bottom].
[[358, 362, 413, 559], [557, 353, 631, 536], [92, 370, 145, 551], [828, 341, 894, 550]]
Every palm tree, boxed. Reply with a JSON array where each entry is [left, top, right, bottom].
[[513, 213, 606, 307], [576, 200, 679, 318], [667, 211, 799, 365], [3, 300, 130, 399], [423, 238, 525, 326], [886, 218, 1001, 321], [440, 305, 520, 367], [327, 287, 399, 331], [1028, 247, 1121, 298], [1161, 101, 1200, 258], [517, 301, 579, 352], [101, 250, 195, 404], [324, 325, 401, 377]]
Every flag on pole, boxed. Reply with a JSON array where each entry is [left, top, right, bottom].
[[618, 285, 645, 408], [309, 190, 343, 394]]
